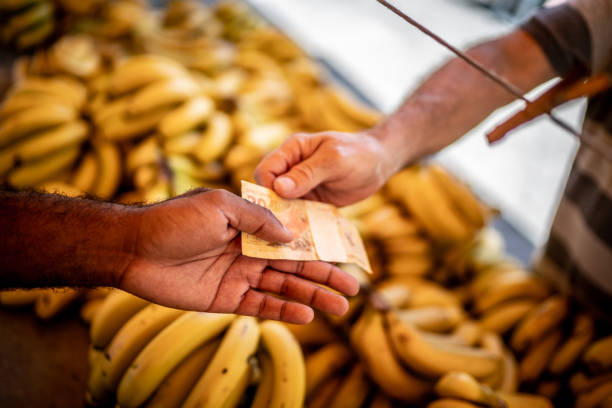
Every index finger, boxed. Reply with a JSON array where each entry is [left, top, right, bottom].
[[267, 259, 360, 297], [254, 133, 312, 189]]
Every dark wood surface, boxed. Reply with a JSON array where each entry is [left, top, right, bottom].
[[0, 306, 89, 408]]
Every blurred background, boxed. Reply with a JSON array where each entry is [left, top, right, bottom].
[[247, 0, 585, 254]]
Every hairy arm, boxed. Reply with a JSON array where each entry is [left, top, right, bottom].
[[0, 191, 138, 289], [255, 29, 559, 206]]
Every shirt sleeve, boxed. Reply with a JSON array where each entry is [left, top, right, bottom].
[[521, 0, 612, 75]]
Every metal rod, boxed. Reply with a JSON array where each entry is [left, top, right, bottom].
[[376, 0, 582, 138]]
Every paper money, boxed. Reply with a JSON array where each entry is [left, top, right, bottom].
[[241, 181, 372, 273]]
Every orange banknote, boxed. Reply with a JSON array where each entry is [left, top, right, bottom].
[[241, 181, 372, 273]]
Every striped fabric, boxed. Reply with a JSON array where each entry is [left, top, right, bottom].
[[522, 0, 612, 319]]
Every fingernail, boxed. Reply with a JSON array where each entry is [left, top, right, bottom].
[[276, 176, 295, 193], [282, 224, 293, 239]]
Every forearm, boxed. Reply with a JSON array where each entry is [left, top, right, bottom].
[[372, 29, 556, 173], [0, 191, 140, 289]]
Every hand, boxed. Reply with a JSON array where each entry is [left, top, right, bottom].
[[119, 189, 359, 324], [255, 131, 390, 207]]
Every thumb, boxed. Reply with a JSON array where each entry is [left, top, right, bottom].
[[273, 155, 330, 199]]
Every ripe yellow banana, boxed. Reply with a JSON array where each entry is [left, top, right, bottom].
[[479, 299, 537, 334], [306, 375, 343, 408], [129, 76, 200, 116], [92, 96, 130, 125], [145, 339, 220, 408], [126, 136, 160, 173], [304, 341, 352, 396], [166, 154, 226, 181], [194, 111, 233, 163], [518, 328, 562, 382], [3, 1, 54, 43], [395, 305, 464, 333], [88, 346, 112, 405], [158, 95, 214, 138], [110, 54, 189, 96], [549, 313, 594, 374], [571, 372, 612, 394], [70, 152, 98, 193], [473, 273, 550, 314], [387, 253, 433, 276], [162, 131, 201, 155], [51, 34, 101, 78], [536, 380, 560, 400], [251, 352, 274, 408], [0, 288, 47, 306], [79, 298, 104, 324], [350, 309, 432, 402], [101, 305, 185, 394], [101, 106, 169, 141], [283, 316, 339, 346], [420, 321, 483, 348], [8, 145, 80, 188], [90, 290, 149, 349], [116, 312, 235, 408], [34, 288, 82, 319], [381, 233, 430, 255], [92, 140, 121, 200], [133, 164, 158, 190], [10, 76, 87, 109], [241, 120, 293, 152], [510, 295, 568, 352], [434, 371, 505, 408], [0, 90, 61, 120], [0, 103, 76, 147], [328, 363, 371, 408], [428, 165, 488, 229], [496, 391, 553, 408], [259, 320, 306, 408], [386, 312, 501, 379], [183, 316, 260, 408], [325, 86, 382, 127], [583, 334, 612, 374], [427, 398, 480, 408], [499, 349, 519, 393], [223, 144, 262, 170], [368, 392, 393, 408], [14, 120, 88, 162]]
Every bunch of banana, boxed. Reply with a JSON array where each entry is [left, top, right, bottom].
[[0, 0, 55, 50], [386, 165, 491, 245]]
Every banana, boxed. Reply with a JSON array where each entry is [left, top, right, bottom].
[[110, 54, 189, 95], [325, 86, 382, 127], [386, 312, 501, 379], [16, 19, 54, 50], [51, 34, 101, 78], [162, 131, 201, 155], [183, 316, 260, 408], [350, 309, 432, 402], [328, 363, 371, 408], [0, 0, 40, 10], [259, 320, 306, 408], [283, 316, 339, 346], [10, 76, 87, 109], [221, 364, 251, 408], [473, 273, 550, 314], [223, 144, 262, 170], [368, 393, 393, 408], [126, 136, 160, 173], [158, 95, 214, 138], [306, 375, 343, 408], [549, 313, 594, 374], [428, 165, 487, 229], [479, 299, 537, 334], [133, 164, 158, 190], [304, 341, 352, 396], [241, 120, 292, 152], [100, 305, 185, 395], [101, 106, 170, 141], [13, 120, 88, 162], [90, 290, 149, 349], [499, 349, 519, 393], [536, 380, 560, 400], [171, 169, 205, 195], [145, 339, 220, 408], [92, 96, 130, 125], [251, 352, 274, 408], [34, 288, 82, 319], [129, 76, 200, 116], [92, 140, 121, 200], [518, 328, 562, 382], [38, 180, 83, 198], [0, 103, 76, 147], [571, 372, 612, 394], [194, 111, 233, 163], [421, 321, 483, 347], [79, 298, 104, 324], [394, 305, 464, 333], [8, 145, 80, 188], [3, 2, 54, 43], [166, 154, 226, 180], [70, 152, 98, 193], [510, 295, 568, 352], [325, 292, 365, 327], [410, 283, 462, 309], [381, 233, 429, 255], [116, 312, 235, 408], [142, 178, 172, 203], [0, 288, 47, 306], [315, 89, 364, 132], [88, 347, 111, 405], [434, 371, 505, 408], [0, 91, 61, 121], [496, 392, 553, 408], [574, 382, 612, 408], [427, 399, 480, 408], [583, 334, 612, 373], [387, 253, 433, 276]]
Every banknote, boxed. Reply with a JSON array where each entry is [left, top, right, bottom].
[[241, 181, 372, 273]]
